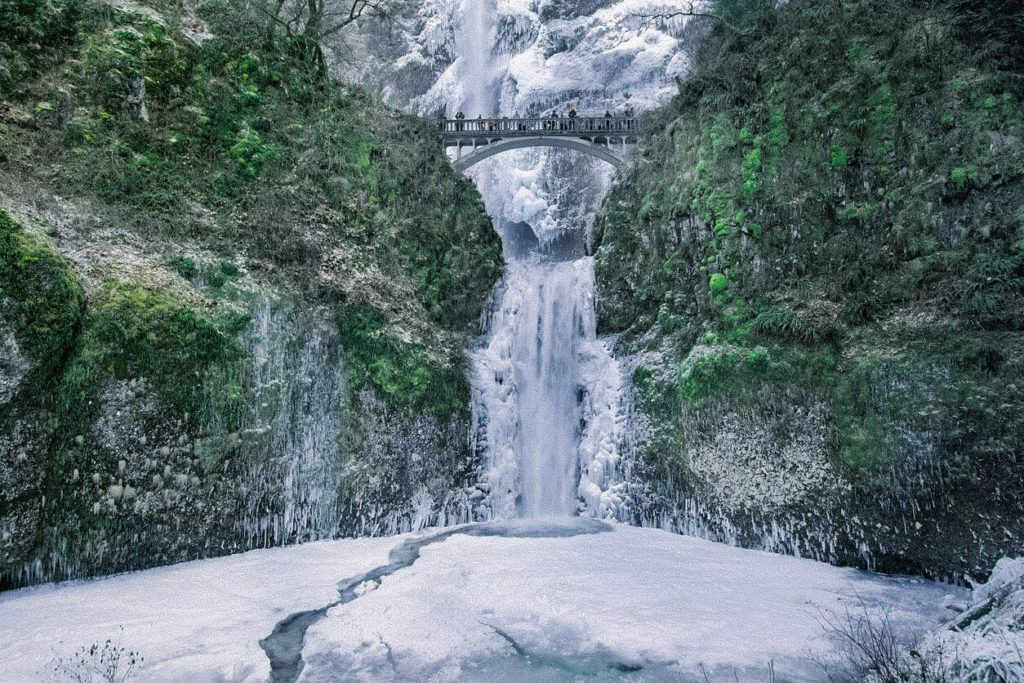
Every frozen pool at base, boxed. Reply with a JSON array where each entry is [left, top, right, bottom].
[[0, 520, 964, 682]]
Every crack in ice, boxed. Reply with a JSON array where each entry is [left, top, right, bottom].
[[259, 519, 612, 682]]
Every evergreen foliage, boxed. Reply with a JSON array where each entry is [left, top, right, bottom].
[[595, 0, 1024, 578]]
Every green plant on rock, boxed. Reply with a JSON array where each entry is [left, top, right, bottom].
[[167, 255, 196, 280], [58, 281, 249, 428], [337, 304, 469, 419], [709, 272, 729, 294], [0, 208, 85, 379], [751, 305, 838, 345], [229, 126, 279, 179], [741, 139, 763, 203], [830, 144, 848, 169], [959, 254, 1024, 328]]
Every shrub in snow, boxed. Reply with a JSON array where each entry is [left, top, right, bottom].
[[51, 628, 143, 683], [917, 557, 1024, 682]]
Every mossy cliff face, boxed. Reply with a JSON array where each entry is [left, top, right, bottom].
[[0, 0, 502, 587], [0, 209, 85, 402], [594, 0, 1024, 580]]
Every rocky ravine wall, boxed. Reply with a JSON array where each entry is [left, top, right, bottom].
[[0, 0, 503, 588], [593, 0, 1024, 581], [0, 204, 483, 588]]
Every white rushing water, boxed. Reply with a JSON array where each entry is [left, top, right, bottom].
[[457, 0, 496, 116], [471, 258, 630, 520], [454, 2, 632, 520]]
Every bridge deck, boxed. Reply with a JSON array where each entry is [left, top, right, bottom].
[[438, 116, 640, 144]]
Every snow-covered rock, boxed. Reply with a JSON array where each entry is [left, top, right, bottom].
[[919, 557, 1024, 681]]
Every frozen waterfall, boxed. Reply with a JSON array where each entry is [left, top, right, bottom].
[[470, 257, 630, 519], [456, 0, 496, 116], [454, 2, 630, 520]]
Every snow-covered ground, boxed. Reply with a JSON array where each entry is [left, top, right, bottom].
[[0, 521, 963, 682], [0, 536, 396, 682]]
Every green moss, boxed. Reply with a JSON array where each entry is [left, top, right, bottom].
[[58, 281, 249, 427], [679, 343, 838, 408], [336, 304, 468, 419], [830, 144, 848, 169], [0, 208, 85, 377], [709, 272, 729, 294]]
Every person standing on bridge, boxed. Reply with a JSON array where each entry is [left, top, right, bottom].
[[455, 110, 465, 132], [568, 106, 577, 130], [604, 110, 612, 130]]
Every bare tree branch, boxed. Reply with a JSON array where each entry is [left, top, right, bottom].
[[253, 0, 397, 77], [318, 0, 392, 40], [635, 2, 752, 36]]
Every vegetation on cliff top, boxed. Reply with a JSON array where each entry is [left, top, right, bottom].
[[1, 0, 502, 418]]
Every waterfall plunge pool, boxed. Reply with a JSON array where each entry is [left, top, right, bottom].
[[0, 520, 963, 681]]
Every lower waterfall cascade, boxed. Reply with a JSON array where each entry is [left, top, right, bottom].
[[469, 255, 630, 520]]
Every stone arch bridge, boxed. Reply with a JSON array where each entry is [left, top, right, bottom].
[[438, 116, 641, 172]]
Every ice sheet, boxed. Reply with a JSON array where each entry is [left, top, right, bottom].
[[0, 523, 964, 682]]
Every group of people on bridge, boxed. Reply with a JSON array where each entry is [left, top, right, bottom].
[[443, 106, 637, 135]]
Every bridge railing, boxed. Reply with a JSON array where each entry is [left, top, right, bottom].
[[438, 116, 640, 139]]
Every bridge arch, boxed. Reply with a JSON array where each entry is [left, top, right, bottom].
[[451, 136, 626, 173]]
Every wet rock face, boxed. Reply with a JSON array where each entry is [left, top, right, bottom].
[[588, 0, 1024, 580], [0, 315, 33, 405], [0, 416, 47, 567], [0, 287, 479, 587], [62, 377, 237, 577], [340, 389, 477, 536], [683, 395, 842, 515]]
